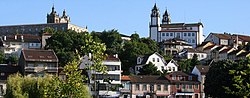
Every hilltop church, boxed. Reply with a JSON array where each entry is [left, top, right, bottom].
[[149, 4, 204, 47], [0, 6, 87, 35]]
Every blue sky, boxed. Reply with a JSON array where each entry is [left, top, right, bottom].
[[0, 0, 250, 37]]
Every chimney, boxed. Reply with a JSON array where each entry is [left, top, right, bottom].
[[114, 54, 118, 58], [14, 35, 17, 40], [21, 35, 24, 42], [88, 53, 92, 59], [3, 36, 6, 41]]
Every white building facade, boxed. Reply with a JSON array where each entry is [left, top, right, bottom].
[[135, 52, 178, 74], [149, 4, 204, 48], [80, 54, 122, 98]]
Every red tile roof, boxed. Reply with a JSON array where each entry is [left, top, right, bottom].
[[22, 49, 58, 62], [121, 75, 130, 81]]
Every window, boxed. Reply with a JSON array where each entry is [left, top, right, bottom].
[[150, 84, 154, 91], [136, 84, 140, 91], [27, 63, 34, 67], [184, 33, 187, 36], [192, 33, 195, 36], [157, 85, 161, 91], [152, 58, 155, 62], [192, 39, 195, 43], [189, 85, 192, 89], [0, 73, 5, 76], [173, 67, 176, 71], [189, 76, 192, 80], [182, 84, 186, 89], [178, 75, 182, 80], [188, 33, 191, 36], [195, 84, 199, 89], [168, 67, 171, 71], [176, 33, 180, 38], [162, 33, 165, 36], [143, 84, 147, 90], [170, 33, 173, 36], [157, 58, 159, 62], [176, 84, 180, 89], [161, 66, 164, 71], [164, 84, 168, 91], [166, 33, 169, 36], [172, 75, 176, 80]]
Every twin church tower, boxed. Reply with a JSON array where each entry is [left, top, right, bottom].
[[149, 4, 204, 47], [47, 5, 70, 23]]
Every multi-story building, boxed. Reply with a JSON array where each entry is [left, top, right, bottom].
[[80, 54, 122, 98], [18, 49, 59, 76], [135, 52, 179, 74], [179, 48, 207, 60], [0, 34, 41, 57], [0, 6, 87, 36], [166, 71, 201, 98], [0, 64, 20, 97], [149, 4, 204, 47], [160, 38, 192, 56], [192, 65, 210, 98], [205, 32, 250, 47], [129, 75, 171, 98]]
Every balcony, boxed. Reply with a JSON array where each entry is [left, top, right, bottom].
[[177, 89, 194, 93], [25, 67, 45, 72], [45, 67, 58, 72]]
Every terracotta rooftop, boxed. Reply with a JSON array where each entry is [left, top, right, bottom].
[[130, 75, 169, 84], [2, 34, 41, 43], [105, 55, 120, 61], [21, 49, 58, 62], [195, 65, 210, 75], [121, 75, 130, 81]]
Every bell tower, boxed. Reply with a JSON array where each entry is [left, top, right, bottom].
[[162, 9, 171, 24], [47, 5, 60, 23], [149, 3, 161, 42]]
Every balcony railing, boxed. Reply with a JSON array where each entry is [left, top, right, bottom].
[[177, 89, 194, 92]]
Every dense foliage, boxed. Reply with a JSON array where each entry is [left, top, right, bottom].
[[205, 59, 250, 98], [138, 62, 161, 75], [5, 61, 92, 98], [178, 54, 200, 73]]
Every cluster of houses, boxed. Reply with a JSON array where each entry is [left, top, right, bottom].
[[0, 4, 250, 98]]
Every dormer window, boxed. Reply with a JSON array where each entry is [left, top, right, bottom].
[[152, 58, 155, 62]]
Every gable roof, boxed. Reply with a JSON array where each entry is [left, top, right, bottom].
[[212, 33, 232, 40], [195, 65, 209, 75], [21, 49, 58, 62], [139, 52, 164, 65], [121, 75, 130, 81], [236, 51, 250, 57], [166, 59, 179, 67], [130, 75, 169, 84]]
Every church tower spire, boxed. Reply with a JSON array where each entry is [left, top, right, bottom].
[[47, 5, 60, 23], [149, 3, 161, 42], [162, 9, 171, 24]]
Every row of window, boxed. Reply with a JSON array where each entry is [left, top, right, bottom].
[[95, 74, 120, 81], [186, 39, 196, 43], [135, 84, 168, 91], [172, 75, 193, 81], [152, 58, 160, 62], [161, 32, 195, 37], [175, 84, 199, 89]]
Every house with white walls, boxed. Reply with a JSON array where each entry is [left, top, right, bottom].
[[80, 54, 122, 98], [135, 52, 179, 74]]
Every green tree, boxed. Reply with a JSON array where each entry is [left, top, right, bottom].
[[224, 59, 250, 97], [0, 51, 5, 64], [204, 60, 236, 98], [138, 62, 161, 75], [44, 60, 100, 98]]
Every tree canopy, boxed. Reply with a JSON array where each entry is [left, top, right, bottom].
[[205, 59, 250, 98], [138, 62, 161, 75]]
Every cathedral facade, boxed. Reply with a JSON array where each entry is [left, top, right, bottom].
[[0, 6, 87, 35], [149, 4, 204, 47]]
